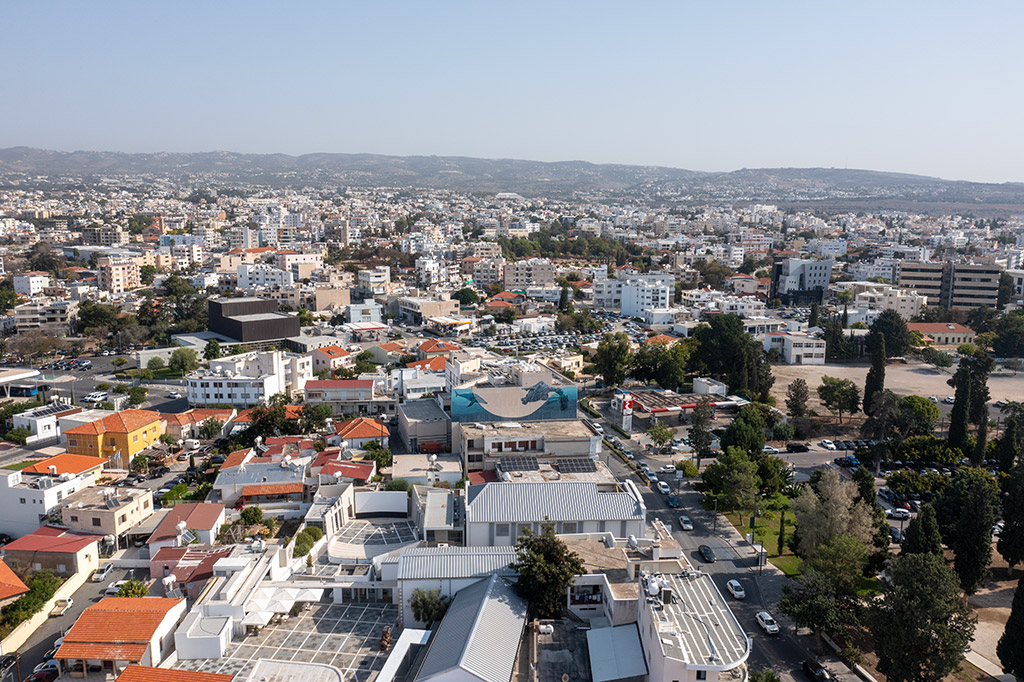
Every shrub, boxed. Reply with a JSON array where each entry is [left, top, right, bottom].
[[0, 570, 61, 636], [293, 534, 314, 557], [240, 506, 264, 526], [302, 526, 324, 542]]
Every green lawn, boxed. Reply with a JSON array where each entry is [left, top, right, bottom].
[[770, 555, 802, 577], [724, 508, 802, 577], [2, 460, 36, 470]]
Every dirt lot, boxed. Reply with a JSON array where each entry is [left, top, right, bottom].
[[771, 359, 1024, 414]]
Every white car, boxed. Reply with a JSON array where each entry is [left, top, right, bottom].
[[820, 440, 836, 451], [678, 515, 694, 531], [943, 396, 956, 404], [168, 391, 182, 399], [92, 562, 114, 582], [659, 465, 676, 474], [726, 579, 746, 599], [887, 508, 912, 520], [762, 445, 780, 455], [657, 481, 671, 495], [756, 611, 780, 635], [928, 396, 938, 403]]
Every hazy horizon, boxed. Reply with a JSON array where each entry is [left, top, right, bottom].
[[3, 2, 1023, 184]]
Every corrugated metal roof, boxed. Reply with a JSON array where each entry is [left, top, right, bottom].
[[465, 481, 644, 524], [415, 574, 527, 682], [397, 546, 518, 581]]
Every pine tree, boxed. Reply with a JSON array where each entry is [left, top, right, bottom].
[[999, 420, 1020, 474], [786, 378, 809, 419], [901, 503, 943, 556], [948, 381, 971, 455], [863, 336, 886, 415], [953, 478, 999, 594], [998, 462, 1024, 572], [972, 415, 988, 468], [998, 575, 1024, 677], [558, 286, 570, 313], [808, 303, 820, 328]]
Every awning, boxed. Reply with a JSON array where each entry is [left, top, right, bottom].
[[242, 611, 273, 626]]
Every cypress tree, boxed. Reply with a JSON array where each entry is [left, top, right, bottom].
[[948, 381, 971, 455], [901, 503, 943, 556], [998, 420, 1020, 474], [997, 574, 1024, 677], [864, 336, 886, 415]]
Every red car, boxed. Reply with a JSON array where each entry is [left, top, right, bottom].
[[25, 671, 59, 682], [896, 500, 912, 510]]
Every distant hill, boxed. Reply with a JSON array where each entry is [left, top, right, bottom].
[[2, 146, 1024, 211]]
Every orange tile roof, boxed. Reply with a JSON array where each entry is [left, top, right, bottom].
[[485, 300, 515, 309], [406, 357, 445, 371], [316, 345, 350, 358], [377, 342, 404, 352], [335, 417, 389, 440], [57, 597, 183, 662], [233, 405, 302, 423], [240, 482, 304, 497], [4, 526, 101, 554], [0, 558, 28, 601], [22, 453, 106, 475], [645, 334, 678, 346], [65, 410, 162, 436], [162, 408, 234, 427], [116, 665, 234, 682], [418, 339, 460, 353], [219, 448, 254, 469]]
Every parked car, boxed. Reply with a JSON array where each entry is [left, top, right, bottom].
[[104, 580, 128, 596], [49, 597, 73, 617], [726, 579, 746, 599], [25, 670, 59, 682], [168, 391, 182, 400], [886, 508, 911, 520], [698, 545, 717, 563], [678, 515, 693, 531], [659, 465, 676, 474], [756, 611, 780, 635], [786, 442, 810, 453], [820, 440, 836, 450], [92, 563, 114, 582], [889, 527, 903, 543], [762, 445, 780, 455], [943, 396, 956, 404], [657, 481, 671, 495], [33, 659, 61, 674], [802, 661, 832, 682]]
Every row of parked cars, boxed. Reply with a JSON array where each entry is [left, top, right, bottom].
[[820, 438, 880, 451], [41, 358, 92, 371]]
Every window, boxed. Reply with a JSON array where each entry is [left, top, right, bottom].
[[133, 435, 139, 443], [496, 523, 510, 537], [562, 522, 577, 534], [697, 673, 707, 681], [70, 515, 78, 522], [108, 437, 116, 446], [19, 498, 25, 504], [92, 518, 102, 527]]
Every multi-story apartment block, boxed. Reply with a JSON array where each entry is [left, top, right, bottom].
[[97, 257, 141, 294], [14, 298, 78, 333], [898, 261, 1000, 310], [80, 224, 129, 246], [503, 258, 554, 289], [472, 257, 506, 288], [853, 286, 926, 319], [762, 331, 827, 365], [171, 243, 204, 270], [238, 263, 294, 289], [13, 272, 50, 296], [769, 258, 834, 305], [303, 379, 396, 416], [275, 251, 324, 281], [469, 241, 502, 258], [396, 296, 459, 324], [186, 350, 312, 407], [620, 276, 673, 318], [848, 259, 900, 283], [357, 266, 391, 297]]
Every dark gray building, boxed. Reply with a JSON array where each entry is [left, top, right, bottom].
[[209, 297, 299, 343]]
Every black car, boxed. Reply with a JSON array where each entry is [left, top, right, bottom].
[[0, 534, 13, 545], [802, 661, 832, 682], [786, 442, 810, 453], [698, 544, 717, 563]]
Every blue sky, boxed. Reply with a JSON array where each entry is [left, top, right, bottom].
[[2, 2, 1022, 182]]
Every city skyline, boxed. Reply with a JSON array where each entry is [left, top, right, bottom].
[[3, 2, 1023, 183]]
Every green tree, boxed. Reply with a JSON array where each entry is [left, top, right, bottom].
[[998, 419, 1020, 474], [997, 575, 1024, 677], [140, 264, 157, 285], [689, 397, 714, 467], [117, 579, 149, 598], [199, 418, 224, 440], [592, 332, 632, 387], [409, 588, 451, 626], [870, 552, 975, 682], [299, 403, 334, 433], [998, 461, 1024, 572], [646, 421, 673, 448], [127, 386, 147, 405], [386, 478, 410, 492], [791, 469, 876, 558], [808, 303, 820, 329], [720, 410, 765, 457], [897, 395, 941, 438], [785, 378, 809, 419], [748, 670, 781, 682], [130, 454, 149, 473], [451, 288, 480, 305], [169, 347, 200, 374], [936, 470, 1000, 593], [948, 379, 972, 454], [701, 447, 759, 512], [365, 441, 393, 469], [863, 335, 885, 415], [867, 309, 910, 358], [147, 356, 165, 370], [558, 286, 570, 313], [993, 310, 1024, 357], [511, 521, 584, 618], [204, 339, 222, 360], [817, 375, 861, 424], [240, 506, 264, 525], [998, 272, 1015, 309], [692, 314, 774, 400], [901, 503, 944, 556]]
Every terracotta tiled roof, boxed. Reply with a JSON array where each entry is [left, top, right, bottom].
[[645, 334, 678, 346], [315, 345, 350, 359], [335, 417, 389, 440], [377, 342, 404, 352], [406, 357, 445, 371], [233, 405, 303, 422], [468, 470, 499, 485], [0, 559, 28, 601], [116, 665, 234, 682], [485, 300, 515, 309], [57, 597, 183, 662], [22, 453, 106, 475], [418, 339, 460, 353], [907, 322, 975, 334], [219, 448, 254, 469], [148, 503, 225, 545], [322, 460, 375, 480], [3, 526, 101, 554], [240, 482, 303, 497], [304, 380, 373, 390], [493, 292, 524, 301], [65, 410, 162, 436]]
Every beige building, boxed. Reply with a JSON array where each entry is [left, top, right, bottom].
[[396, 296, 458, 324], [97, 257, 141, 294], [14, 298, 78, 333], [61, 487, 154, 542], [504, 258, 554, 289]]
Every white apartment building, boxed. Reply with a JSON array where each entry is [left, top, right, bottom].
[[806, 238, 848, 258], [762, 331, 826, 365], [848, 259, 900, 283], [0, 468, 94, 538], [620, 274, 675, 317], [172, 243, 204, 270], [715, 296, 766, 316], [415, 257, 448, 287], [472, 257, 506, 287], [357, 266, 391, 296], [503, 258, 554, 289], [13, 273, 50, 296], [1006, 269, 1024, 306], [14, 299, 78, 333], [853, 285, 926, 319], [186, 350, 312, 408], [237, 263, 294, 289], [469, 242, 502, 258], [345, 302, 383, 324]]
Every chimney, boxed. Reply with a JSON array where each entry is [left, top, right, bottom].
[[47, 465, 58, 475], [651, 543, 661, 560]]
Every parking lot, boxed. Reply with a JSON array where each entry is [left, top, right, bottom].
[[179, 601, 400, 682]]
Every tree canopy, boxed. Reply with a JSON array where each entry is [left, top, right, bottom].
[[510, 521, 584, 618]]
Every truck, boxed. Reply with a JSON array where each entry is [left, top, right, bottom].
[[184, 439, 201, 451], [49, 598, 73, 617]]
